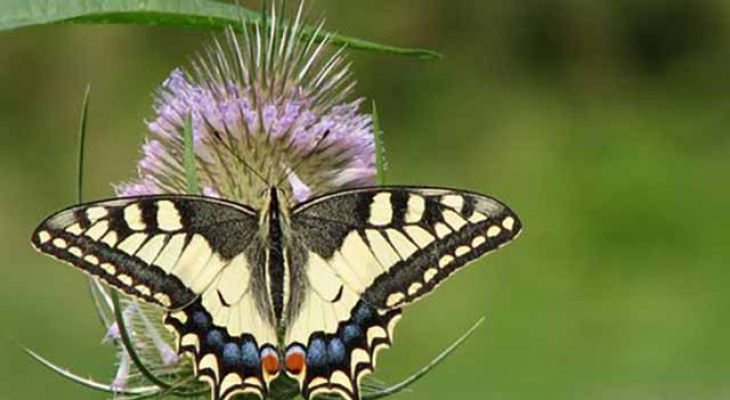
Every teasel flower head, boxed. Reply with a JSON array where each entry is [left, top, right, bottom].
[[26, 3, 483, 400], [115, 3, 376, 206]]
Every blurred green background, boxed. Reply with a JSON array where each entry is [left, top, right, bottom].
[[2, 1, 729, 399]]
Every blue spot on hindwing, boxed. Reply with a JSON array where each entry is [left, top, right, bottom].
[[206, 330, 225, 350], [307, 337, 327, 367], [222, 343, 241, 368], [328, 338, 346, 364], [342, 324, 363, 345], [192, 311, 210, 330], [241, 341, 260, 368], [353, 302, 374, 325]]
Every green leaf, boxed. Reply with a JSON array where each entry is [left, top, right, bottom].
[[0, 0, 441, 59], [372, 101, 387, 185], [183, 113, 200, 195]]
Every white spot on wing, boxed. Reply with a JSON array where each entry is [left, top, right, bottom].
[[135, 285, 152, 296], [369, 193, 393, 226], [350, 349, 370, 375], [69, 247, 83, 257], [124, 203, 145, 231], [101, 230, 118, 247], [170, 311, 188, 324], [367, 326, 388, 348], [503, 216, 516, 231], [408, 283, 423, 296], [155, 293, 172, 307], [86, 207, 108, 221], [330, 371, 353, 392], [455, 246, 471, 257], [156, 200, 184, 232], [181, 334, 200, 352], [220, 374, 243, 397], [441, 195, 465, 212], [472, 236, 487, 248], [53, 238, 67, 249], [487, 225, 502, 238], [386, 292, 405, 307], [405, 195, 426, 223], [443, 210, 468, 231], [85, 221, 109, 241], [84, 254, 99, 265], [439, 255, 454, 268], [37, 231, 51, 244], [424, 268, 438, 283], [469, 212, 488, 224], [199, 354, 220, 380], [117, 274, 133, 286], [65, 223, 84, 235], [101, 263, 117, 275], [434, 223, 452, 239]]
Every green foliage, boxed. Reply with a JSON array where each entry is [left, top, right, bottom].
[[0, 0, 440, 58]]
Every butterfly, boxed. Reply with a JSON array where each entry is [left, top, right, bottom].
[[31, 185, 521, 400]]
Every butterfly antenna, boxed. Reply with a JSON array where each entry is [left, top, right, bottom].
[[274, 129, 331, 188], [207, 125, 270, 186]]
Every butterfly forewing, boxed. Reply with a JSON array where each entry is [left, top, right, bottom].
[[285, 186, 522, 400], [31, 195, 279, 400], [31, 195, 258, 308]]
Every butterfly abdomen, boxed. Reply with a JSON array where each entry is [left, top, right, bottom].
[[266, 187, 290, 323]]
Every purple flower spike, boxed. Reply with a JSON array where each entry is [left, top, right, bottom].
[[116, 4, 376, 207]]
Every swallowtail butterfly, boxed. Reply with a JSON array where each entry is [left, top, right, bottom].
[[32, 186, 521, 400]]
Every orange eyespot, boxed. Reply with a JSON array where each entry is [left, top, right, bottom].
[[285, 347, 306, 375], [261, 349, 281, 376]]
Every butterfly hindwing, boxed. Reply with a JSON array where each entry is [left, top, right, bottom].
[[281, 235, 401, 400], [286, 186, 522, 400], [165, 243, 280, 400]]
